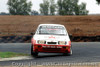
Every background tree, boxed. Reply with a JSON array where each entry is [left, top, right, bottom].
[[40, 0, 56, 15], [49, 0, 56, 15], [57, 0, 88, 15], [31, 10, 39, 15], [40, 0, 49, 15], [77, 3, 89, 15], [0, 12, 10, 15], [57, 0, 64, 15], [96, 0, 100, 4], [7, 0, 32, 15]]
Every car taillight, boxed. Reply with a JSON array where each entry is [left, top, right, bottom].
[[67, 41, 71, 45], [37, 40, 46, 44], [58, 41, 66, 45], [31, 38, 36, 44]]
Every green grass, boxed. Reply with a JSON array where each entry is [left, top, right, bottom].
[[0, 52, 29, 58]]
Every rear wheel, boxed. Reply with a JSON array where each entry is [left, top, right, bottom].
[[31, 45, 38, 57]]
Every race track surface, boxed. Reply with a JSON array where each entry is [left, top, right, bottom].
[[0, 42, 100, 66]]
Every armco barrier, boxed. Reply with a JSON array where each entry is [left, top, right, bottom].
[[70, 35, 100, 42], [0, 36, 32, 43], [0, 35, 100, 43]]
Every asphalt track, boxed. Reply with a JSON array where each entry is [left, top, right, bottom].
[[0, 42, 100, 66]]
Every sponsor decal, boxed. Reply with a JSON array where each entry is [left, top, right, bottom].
[[49, 35, 55, 39]]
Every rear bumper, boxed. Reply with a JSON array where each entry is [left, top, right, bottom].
[[32, 44, 71, 53]]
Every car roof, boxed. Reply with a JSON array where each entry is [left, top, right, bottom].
[[39, 24, 64, 27]]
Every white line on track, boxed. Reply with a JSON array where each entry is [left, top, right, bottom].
[[0, 56, 34, 61]]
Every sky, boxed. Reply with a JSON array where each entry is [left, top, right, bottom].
[[0, 0, 100, 14]]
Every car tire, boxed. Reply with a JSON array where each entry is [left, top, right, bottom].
[[63, 48, 72, 56], [31, 45, 38, 58]]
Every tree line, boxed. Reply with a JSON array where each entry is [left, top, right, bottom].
[[3, 0, 99, 15], [96, 0, 100, 4]]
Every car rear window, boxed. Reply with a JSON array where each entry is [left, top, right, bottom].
[[37, 25, 67, 35]]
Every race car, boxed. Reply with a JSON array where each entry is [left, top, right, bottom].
[[31, 24, 72, 57]]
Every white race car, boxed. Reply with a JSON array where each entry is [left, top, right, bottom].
[[31, 24, 72, 57]]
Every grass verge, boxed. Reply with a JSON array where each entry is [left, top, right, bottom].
[[0, 52, 29, 58]]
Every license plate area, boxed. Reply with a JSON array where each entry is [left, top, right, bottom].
[[42, 45, 62, 48], [43, 48, 61, 51], [46, 41, 58, 45]]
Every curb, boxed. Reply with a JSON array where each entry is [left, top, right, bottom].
[[0, 56, 33, 61]]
